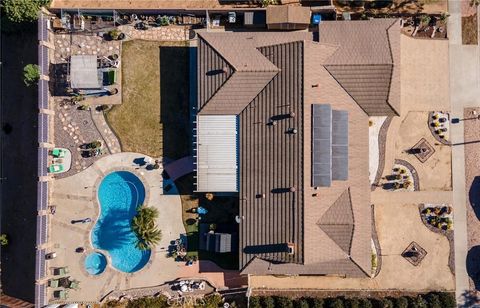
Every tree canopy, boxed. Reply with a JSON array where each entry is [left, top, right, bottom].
[[2, 0, 50, 23]]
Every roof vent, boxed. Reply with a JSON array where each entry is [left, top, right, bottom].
[[289, 187, 296, 192], [312, 84, 319, 88], [289, 112, 296, 118], [256, 193, 266, 199], [287, 128, 297, 134]]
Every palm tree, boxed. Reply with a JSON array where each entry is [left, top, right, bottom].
[[131, 205, 161, 250]]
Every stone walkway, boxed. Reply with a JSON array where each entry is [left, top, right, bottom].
[[90, 109, 121, 154], [119, 24, 191, 41], [54, 101, 108, 179], [53, 33, 121, 63]]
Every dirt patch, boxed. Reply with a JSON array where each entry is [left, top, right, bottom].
[[462, 14, 478, 45]]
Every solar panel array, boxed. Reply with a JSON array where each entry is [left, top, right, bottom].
[[312, 104, 332, 187], [312, 104, 349, 187], [38, 147, 48, 177], [38, 79, 49, 110], [36, 215, 48, 246], [37, 15, 48, 42], [332, 110, 349, 180], [38, 113, 49, 143], [37, 181, 48, 211], [39, 45, 49, 77], [35, 283, 46, 308], [35, 249, 46, 280]]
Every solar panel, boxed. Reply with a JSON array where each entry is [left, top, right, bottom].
[[35, 249, 46, 280], [38, 79, 48, 109], [38, 147, 48, 177], [38, 113, 49, 143], [37, 181, 48, 211], [36, 215, 48, 246], [332, 110, 349, 180], [39, 45, 49, 76], [312, 104, 332, 187], [35, 283, 46, 307]]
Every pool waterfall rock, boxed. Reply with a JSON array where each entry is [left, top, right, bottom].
[[91, 171, 151, 273]]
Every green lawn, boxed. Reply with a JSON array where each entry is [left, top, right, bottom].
[[106, 40, 190, 158]]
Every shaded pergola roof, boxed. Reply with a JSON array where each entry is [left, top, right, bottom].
[[70, 55, 101, 89]]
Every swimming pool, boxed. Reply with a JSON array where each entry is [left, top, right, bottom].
[[91, 171, 151, 273], [85, 252, 107, 275]]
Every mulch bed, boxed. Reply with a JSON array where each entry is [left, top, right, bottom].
[[462, 14, 478, 45]]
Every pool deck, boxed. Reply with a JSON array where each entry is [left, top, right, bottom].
[[48, 153, 186, 303]]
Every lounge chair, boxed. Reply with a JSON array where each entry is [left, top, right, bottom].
[[48, 279, 59, 288], [53, 267, 69, 276], [68, 280, 80, 290], [51, 148, 65, 158], [48, 164, 64, 174], [53, 290, 69, 300]]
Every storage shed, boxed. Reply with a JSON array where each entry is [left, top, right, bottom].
[[266, 6, 311, 30]]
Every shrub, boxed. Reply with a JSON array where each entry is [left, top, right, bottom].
[[275, 296, 293, 308], [203, 294, 222, 308], [0, 234, 8, 246], [310, 297, 325, 308], [409, 296, 427, 308], [250, 297, 262, 308], [328, 298, 345, 308], [377, 298, 394, 308], [438, 293, 456, 308], [358, 298, 372, 308], [126, 296, 169, 308], [345, 298, 360, 308], [294, 298, 310, 308], [394, 297, 409, 308], [424, 293, 441, 308], [2, 0, 50, 23], [262, 296, 275, 308], [108, 29, 120, 40], [23, 64, 40, 87]]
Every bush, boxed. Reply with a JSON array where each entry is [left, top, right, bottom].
[[275, 296, 293, 308], [424, 293, 441, 308], [250, 297, 262, 308], [394, 297, 409, 308], [203, 294, 222, 308], [294, 298, 310, 308], [126, 296, 169, 308], [409, 296, 427, 308], [0, 234, 8, 246], [23, 64, 40, 87], [2, 0, 50, 22], [345, 298, 360, 308], [358, 298, 372, 308], [438, 293, 456, 308], [377, 298, 394, 308], [262, 296, 276, 308], [310, 297, 325, 308], [328, 298, 345, 308]]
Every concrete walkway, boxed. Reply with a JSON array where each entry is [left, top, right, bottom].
[[447, 0, 480, 303], [371, 190, 453, 205], [90, 109, 122, 154]]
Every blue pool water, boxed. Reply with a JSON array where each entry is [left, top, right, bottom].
[[85, 252, 107, 275], [91, 171, 151, 273]]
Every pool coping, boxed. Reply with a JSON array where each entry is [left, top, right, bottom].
[[79, 166, 157, 279]]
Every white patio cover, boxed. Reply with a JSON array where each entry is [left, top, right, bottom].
[[70, 55, 100, 89]]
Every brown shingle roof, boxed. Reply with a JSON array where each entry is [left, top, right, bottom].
[[266, 6, 311, 26], [318, 19, 401, 116], [196, 21, 400, 277], [239, 41, 305, 268]]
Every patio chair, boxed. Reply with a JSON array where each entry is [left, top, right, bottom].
[[53, 290, 69, 300], [68, 280, 80, 290], [47, 279, 60, 288], [53, 266, 69, 276], [51, 148, 65, 158], [48, 164, 64, 174]]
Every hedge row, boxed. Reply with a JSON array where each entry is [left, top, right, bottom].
[[250, 292, 455, 308]]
